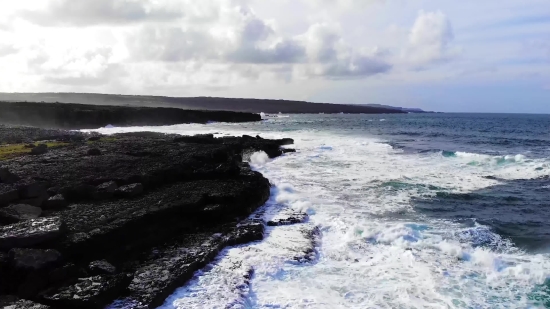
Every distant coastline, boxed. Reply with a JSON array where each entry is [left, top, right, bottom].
[[0, 92, 410, 114]]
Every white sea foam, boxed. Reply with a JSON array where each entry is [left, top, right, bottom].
[[86, 121, 550, 309], [250, 151, 270, 166]]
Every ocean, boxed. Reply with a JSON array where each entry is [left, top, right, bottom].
[[92, 113, 550, 308]]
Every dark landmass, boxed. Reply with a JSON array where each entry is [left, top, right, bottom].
[[0, 101, 260, 130], [0, 125, 299, 309], [0, 92, 406, 114], [357, 104, 434, 113]]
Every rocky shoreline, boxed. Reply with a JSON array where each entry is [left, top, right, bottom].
[[0, 125, 296, 309], [0, 101, 260, 129]]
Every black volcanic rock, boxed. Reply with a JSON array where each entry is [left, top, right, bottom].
[[0, 204, 42, 224], [6, 248, 63, 298], [229, 220, 265, 246], [30, 144, 48, 155], [96, 181, 117, 199], [42, 195, 67, 210], [0, 217, 65, 250], [42, 275, 131, 309], [87, 148, 101, 156], [0, 298, 50, 309], [0, 185, 19, 207], [115, 183, 143, 198], [88, 260, 116, 276], [0, 126, 295, 308], [0, 167, 20, 184], [8, 248, 62, 271]]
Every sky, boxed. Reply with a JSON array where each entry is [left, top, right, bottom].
[[0, 0, 549, 113]]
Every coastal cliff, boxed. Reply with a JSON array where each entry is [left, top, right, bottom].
[[0, 101, 260, 130], [0, 104, 295, 308], [0, 93, 407, 114]]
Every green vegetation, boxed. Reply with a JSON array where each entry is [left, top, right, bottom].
[[0, 141, 68, 160]]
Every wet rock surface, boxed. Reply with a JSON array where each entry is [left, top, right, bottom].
[[0, 126, 295, 308]]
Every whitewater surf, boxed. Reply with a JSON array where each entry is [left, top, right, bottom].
[[89, 113, 550, 308]]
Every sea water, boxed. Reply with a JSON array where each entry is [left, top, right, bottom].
[[90, 113, 550, 308]]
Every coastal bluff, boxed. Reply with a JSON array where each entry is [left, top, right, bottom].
[[0, 101, 260, 130], [0, 103, 298, 308]]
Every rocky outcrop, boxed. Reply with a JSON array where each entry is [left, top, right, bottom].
[[0, 127, 295, 309], [0, 102, 261, 129], [0, 204, 42, 224]]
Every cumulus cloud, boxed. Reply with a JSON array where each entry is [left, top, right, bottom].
[[20, 0, 183, 26], [301, 23, 392, 77], [404, 10, 458, 66], [227, 16, 306, 64], [123, 3, 386, 77], [127, 26, 218, 62], [22, 44, 123, 86], [0, 44, 17, 57]]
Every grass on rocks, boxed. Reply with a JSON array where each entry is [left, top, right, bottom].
[[0, 141, 69, 160]]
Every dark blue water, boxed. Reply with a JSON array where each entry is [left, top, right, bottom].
[[263, 113, 550, 252], [266, 113, 550, 158], [97, 113, 550, 307]]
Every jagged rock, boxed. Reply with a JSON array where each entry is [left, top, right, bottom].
[[87, 136, 101, 142], [228, 220, 265, 246], [0, 185, 19, 207], [87, 148, 101, 156], [0, 217, 64, 250], [89, 260, 116, 276], [0, 205, 42, 224], [8, 248, 62, 271], [115, 183, 143, 198], [173, 134, 215, 144], [30, 144, 48, 156], [6, 249, 63, 298], [42, 275, 131, 309], [17, 182, 48, 199], [266, 212, 308, 226], [0, 297, 50, 309], [19, 192, 48, 208], [96, 181, 118, 199], [42, 195, 67, 210], [48, 263, 83, 286], [0, 168, 19, 184], [61, 185, 97, 202], [0, 128, 291, 304], [123, 235, 227, 308], [0, 252, 8, 293], [277, 138, 294, 145]]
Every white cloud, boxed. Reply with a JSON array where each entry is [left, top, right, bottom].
[[404, 10, 458, 66], [0, 0, 548, 111], [19, 0, 184, 26]]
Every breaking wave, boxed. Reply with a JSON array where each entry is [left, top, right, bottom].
[[88, 114, 550, 309]]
